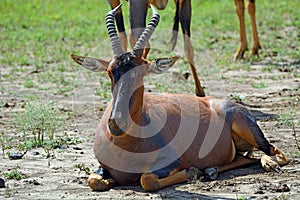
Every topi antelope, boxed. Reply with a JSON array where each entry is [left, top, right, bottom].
[[71, 5, 288, 192]]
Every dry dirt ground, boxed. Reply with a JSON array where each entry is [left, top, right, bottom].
[[0, 59, 299, 199]]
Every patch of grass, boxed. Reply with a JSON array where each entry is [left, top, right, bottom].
[[0, 101, 5, 108], [261, 65, 275, 72], [11, 100, 82, 166], [251, 81, 268, 89], [4, 165, 27, 180], [279, 110, 300, 151], [0, 132, 14, 156], [74, 163, 91, 175], [230, 93, 245, 102], [23, 77, 36, 88], [14, 101, 66, 146]]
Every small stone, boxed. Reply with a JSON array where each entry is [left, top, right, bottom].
[[8, 152, 25, 160], [0, 178, 5, 188], [274, 183, 290, 192], [32, 151, 40, 156]]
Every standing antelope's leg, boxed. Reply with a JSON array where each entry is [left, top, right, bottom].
[[129, 0, 150, 58], [108, 0, 128, 52], [179, 0, 205, 97], [247, 0, 261, 57], [142, 41, 151, 58], [88, 167, 116, 191], [234, 0, 248, 60]]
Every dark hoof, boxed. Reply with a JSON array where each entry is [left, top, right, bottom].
[[270, 164, 282, 174], [186, 167, 203, 180], [204, 167, 218, 180]]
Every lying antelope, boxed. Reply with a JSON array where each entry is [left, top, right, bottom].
[[71, 5, 288, 192]]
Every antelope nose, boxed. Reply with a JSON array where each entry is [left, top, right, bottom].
[[108, 118, 118, 129], [108, 118, 127, 136]]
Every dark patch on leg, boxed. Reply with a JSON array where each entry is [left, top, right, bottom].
[[152, 159, 181, 179], [95, 166, 111, 179], [225, 103, 274, 156]]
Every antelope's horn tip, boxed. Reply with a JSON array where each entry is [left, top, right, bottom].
[[150, 4, 157, 13], [113, 4, 122, 13]]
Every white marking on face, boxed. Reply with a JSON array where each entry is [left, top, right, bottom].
[[130, 70, 136, 79]]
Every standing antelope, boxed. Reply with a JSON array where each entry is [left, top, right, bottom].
[[109, 0, 206, 97], [71, 5, 288, 192], [109, 0, 261, 60], [108, 0, 262, 92]]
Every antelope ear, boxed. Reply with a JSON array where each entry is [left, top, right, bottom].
[[71, 54, 109, 72], [148, 56, 179, 74]]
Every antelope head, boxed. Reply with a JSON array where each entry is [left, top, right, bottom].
[[71, 5, 178, 136]]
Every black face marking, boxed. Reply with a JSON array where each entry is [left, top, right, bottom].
[[112, 52, 138, 83]]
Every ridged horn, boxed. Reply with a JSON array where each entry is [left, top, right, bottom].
[[133, 5, 160, 58], [106, 4, 124, 56]]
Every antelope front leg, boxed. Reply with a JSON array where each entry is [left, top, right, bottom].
[[234, 0, 248, 60], [140, 167, 201, 192], [88, 167, 116, 191], [247, 0, 261, 57]]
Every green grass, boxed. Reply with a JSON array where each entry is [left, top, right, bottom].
[[251, 81, 268, 89], [0, 0, 299, 96], [4, 165, 27, 180], [1, 0, 299, 67]]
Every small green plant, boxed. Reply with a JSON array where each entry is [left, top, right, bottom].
[[251, 81, 268, 89], [74, 163, 91, 175], [4, 165, 27, 180], [0, 132, 14, 157], [12, 100, 77, 166], [23, 78, 36, 88], [0, 101, 5, 108], [279, 110, 300, 152], [14, 101, 66, 147], [230, 93, 245, 103]]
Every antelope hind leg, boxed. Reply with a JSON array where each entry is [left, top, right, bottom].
[[230, 106, 290, 173], [261, 147, 290, 173]]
